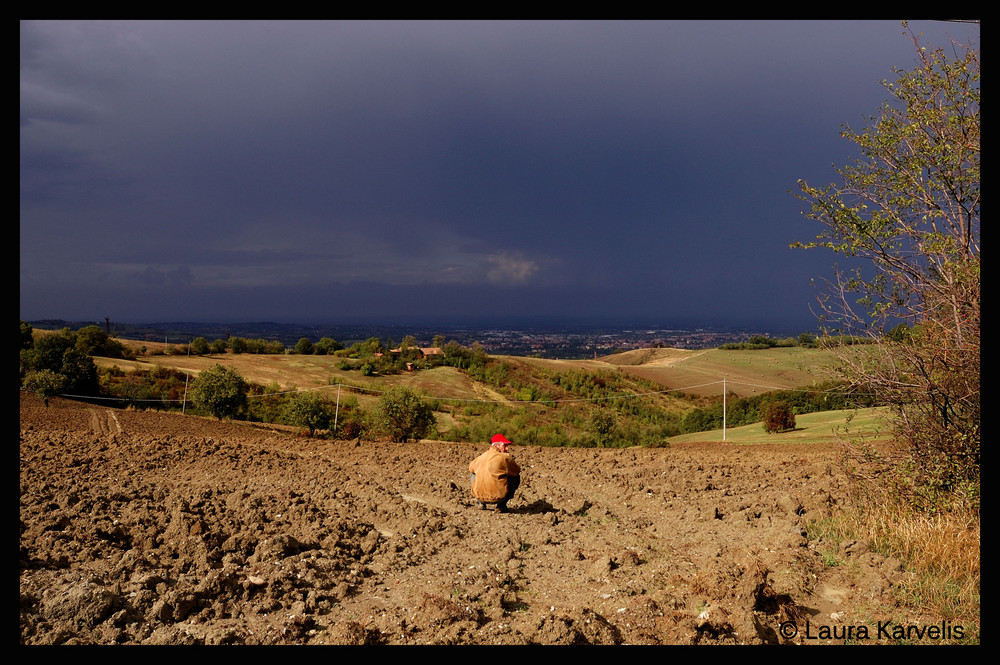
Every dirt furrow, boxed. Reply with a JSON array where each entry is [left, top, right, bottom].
[[21, 393, 914, 645]]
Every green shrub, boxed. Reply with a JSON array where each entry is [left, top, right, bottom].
[[191, 364, 248, 420], [190, 337, 210, 355], [283, 391, 333, 435], [22, 369, 65, 406], [367, 386, 436, 442]]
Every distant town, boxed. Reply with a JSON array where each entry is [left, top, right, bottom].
[[27, 319, 805, 359], [459, 327, 782, 357]]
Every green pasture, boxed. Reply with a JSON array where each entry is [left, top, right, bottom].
[[668, 407, 893, 445]]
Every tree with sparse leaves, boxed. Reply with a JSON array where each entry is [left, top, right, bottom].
[[589, 410, 618, 447], [794, 24, 979, 511]]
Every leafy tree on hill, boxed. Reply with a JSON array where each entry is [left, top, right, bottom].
[[20, 321, 34, 350], [191, 364, 248, 420], [748, 335, 777, 348], [25, 327, 76, 370], [680, 404, 721, 434], [441, 340, 490, 371], [22, 369, 64, 406], [189, 337, 210, 355], [589, 410, 618, 447], [762, 400, 796, 433], [346, 336, 384, 359], [75, 324, 129, 359], [99, 366, 188, 409], [794, 25, 979, 511], [283, 390, 333, 436], [19, 327, 99, 396], [250, 338, 286, 354], [314, 337, 343, 355], [59, 347, 99, 395], [367, 386, 436, 442]]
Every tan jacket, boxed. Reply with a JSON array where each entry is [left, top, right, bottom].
[[469, 447, 521, 502]]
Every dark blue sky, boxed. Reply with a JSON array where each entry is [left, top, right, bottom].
[[20, 20, 979, 331]]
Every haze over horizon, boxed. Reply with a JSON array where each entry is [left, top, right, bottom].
[[20, 20, 980, 331]]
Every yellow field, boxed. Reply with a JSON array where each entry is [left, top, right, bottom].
[[604, 346, 842, 396], [93, 352, 484, 409], [96, 344, 846, 401], [507, 346, 842, 397], [93, 343, 865, 435]]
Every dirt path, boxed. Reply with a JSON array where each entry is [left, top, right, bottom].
[[87, 407, 122, 436], [20, 393, 921, 644]]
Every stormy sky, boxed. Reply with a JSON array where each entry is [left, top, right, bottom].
[[19, 20, 979, 331]]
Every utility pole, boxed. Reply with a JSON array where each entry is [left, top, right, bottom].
[[723, 378, 726, 441], [334, 383, 342, 434]]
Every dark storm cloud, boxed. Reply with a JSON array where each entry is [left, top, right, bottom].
[[20, 20, 979, 328]]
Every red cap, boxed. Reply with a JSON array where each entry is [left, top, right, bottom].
[[491, 434, 511, 446]]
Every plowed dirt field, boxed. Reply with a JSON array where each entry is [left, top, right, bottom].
[[21, 393, 917, 645]]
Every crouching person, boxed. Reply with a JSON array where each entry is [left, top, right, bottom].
[[469, 434, 521, 513]]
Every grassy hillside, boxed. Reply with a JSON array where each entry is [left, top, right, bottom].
[[93, 353, 482, 408], [90, 343, 882, 446], [600, 346, 843, 397], [668, 407, 893, 446]]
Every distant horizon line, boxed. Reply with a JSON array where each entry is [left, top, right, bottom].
[[24, 316, 817, 335]]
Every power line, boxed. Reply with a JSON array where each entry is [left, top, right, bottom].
[[44, 376, 872, 407]]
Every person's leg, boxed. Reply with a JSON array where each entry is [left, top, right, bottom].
[[497, 475, 520, 512], [470, 473, 487, 509]]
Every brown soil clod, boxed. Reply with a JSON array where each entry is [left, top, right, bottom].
[[19, 393, 910, 644]]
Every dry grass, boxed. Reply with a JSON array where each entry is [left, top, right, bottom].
[[608, 347, 842, 397], [848, 500, 980, 625], [835, 438, 980, 634]]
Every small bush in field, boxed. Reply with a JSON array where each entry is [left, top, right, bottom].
[[367, 386, 436, 442], [192, 364, 247, 420], [283, 391, 333, 436], [762, 400, 796, 433]]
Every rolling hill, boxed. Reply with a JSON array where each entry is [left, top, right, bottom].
[[89, 341, 880, 446]]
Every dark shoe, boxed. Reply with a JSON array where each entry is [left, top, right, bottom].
[[477, 502, 488, 510]]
